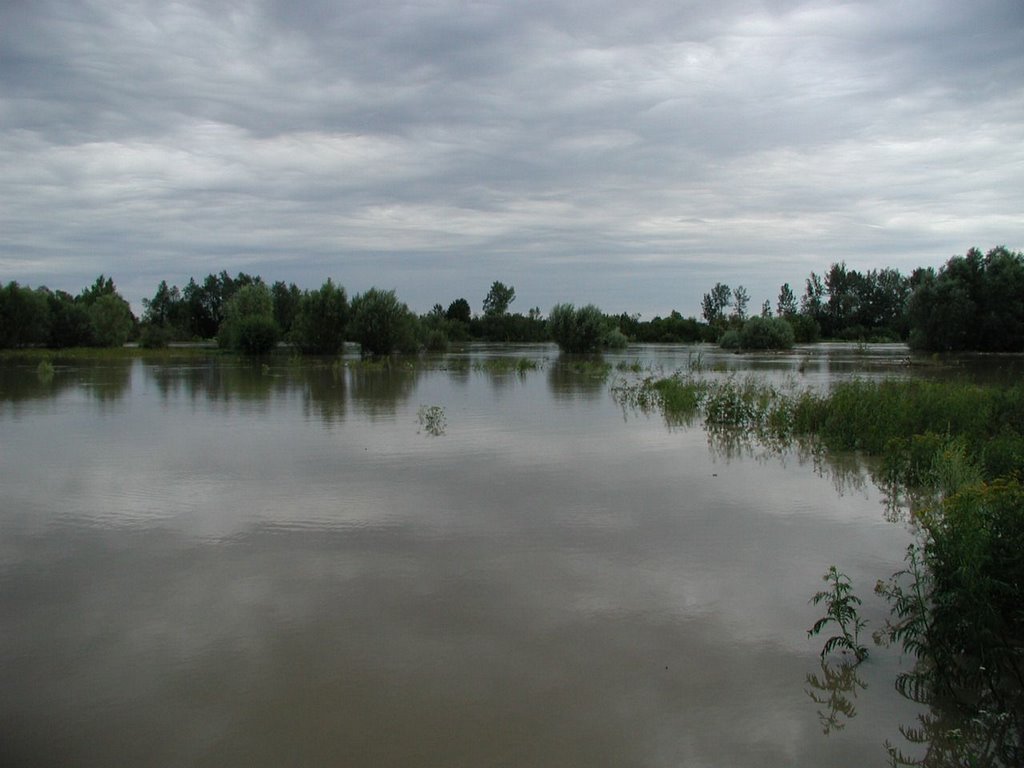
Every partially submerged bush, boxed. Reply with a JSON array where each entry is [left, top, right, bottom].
[[292, 279, 348, 355], [218, 283, 280, 354], [234, 315, 279, 355], [349, 288, 418, 357], [548, 303, 612, 352], [718, 330, 741, 350], [740, 316, 795, 350]]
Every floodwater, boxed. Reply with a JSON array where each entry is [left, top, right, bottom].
[[0, 343, 1005, 767]]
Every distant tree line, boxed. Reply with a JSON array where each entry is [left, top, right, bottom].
[[0, 275, 135, 349], [698, 246, 1024, 352], [2, 246, 1020, 354]]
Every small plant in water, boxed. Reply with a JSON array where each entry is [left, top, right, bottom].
[[808, 566, 869, 663], [417, 404, 447, 436], [36, 359, 55, 383]]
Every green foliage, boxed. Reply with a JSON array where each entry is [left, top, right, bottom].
[[701, 282, 732, 326], [482, 281, 515, 317], [926, 479, 1024, 697], [604, 328, 628, 349], [45, 290, 93, 348], [472, 357, 539, 375], [142, 280, 185, 339], [777, 282, 798, 317], [548, 303, 613, 352], [218, 283, 279, 354], [808, 566, 869, 663], [718, 329, 741, 349], [0, 282, 51, 347], [787, 313, 821, 343], [739, 316, 795, 350], [139, 323, 172, 349], [349, 287, 418, 357], [292, 279, 349, 355], [87, 293, 135, 347], [271, 281, 303, 337], [233, 315, 280, 355], [621, 311, 705, 343], [909, 246, 1024, 351], [424, 329, 449, 352], [445, 298, 471, 323]]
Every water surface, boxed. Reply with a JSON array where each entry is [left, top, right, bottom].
[[1, 344, 975, 766]]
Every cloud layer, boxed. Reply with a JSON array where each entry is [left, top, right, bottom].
[[2, 0, 1022, 315]]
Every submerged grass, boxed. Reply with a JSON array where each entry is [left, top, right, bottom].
[[472, 357, 541, 374]]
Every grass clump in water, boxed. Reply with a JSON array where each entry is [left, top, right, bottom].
[[416, 404, 447, 436], [473, 357, 540, 375], [35, 359, 55, 382]]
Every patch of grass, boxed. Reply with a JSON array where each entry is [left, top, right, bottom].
[[472, 357, 541, 374], [564, 359, 612, 379]]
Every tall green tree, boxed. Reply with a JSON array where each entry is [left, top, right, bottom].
[[777, 283, 798, 317], [217, 283, 279, 354], [908, 247, 1024, 351], [271, 281, 303, 337], [0, 282, 51, 347], [349, 288, 418, 357], [482, 281, 515, 317], [445, 298, 471, 323], [87, 293, 135, 347], [292, 279, 349, 355], [701, 283, 731, 326]]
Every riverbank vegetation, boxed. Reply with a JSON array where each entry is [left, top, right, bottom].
[[614, 373, 1024, 763], [1, 246, 1020, 355]]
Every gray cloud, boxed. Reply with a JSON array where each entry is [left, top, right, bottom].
[[2, 0, 1022, 316]]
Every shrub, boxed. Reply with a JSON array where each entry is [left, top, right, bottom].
[[139, 324, 171, 349], [548, 303, 611, 352], [217, 283, 280, 354], [292, 279, 349, 355], [234, 315, 279, 355], [87, 293, 134, 347], [740, 316, 795, 350], [349, 288, 418, 357], [718, 330, 741, 349], [424, 328, 449, 352], [603, 328, 628, 349], [787, 314, 820, 343]]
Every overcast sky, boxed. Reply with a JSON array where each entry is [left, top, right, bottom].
[[2, 0, 1022, 317]]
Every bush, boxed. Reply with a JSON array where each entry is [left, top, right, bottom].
[[292, 279, 349, 355], [234, 315, 279, 355], [217, 283, 280, 354], [349, 288, 418, 357], [718, 330, 741, 349], [787, 314, 820, 343], [87, 293, 134, 347], [548, 303, 615, 352], [740, 316, 795, 350], [139, 324, 171, 349], [603, 328, 628, 349], [424, 329, 449, 352]]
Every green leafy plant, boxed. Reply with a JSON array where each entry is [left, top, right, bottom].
[[808, 566, 869, 663]]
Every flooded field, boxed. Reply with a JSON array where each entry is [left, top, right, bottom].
[[1, 343, 1009, 766]]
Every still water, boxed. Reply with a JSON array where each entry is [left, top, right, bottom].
[[0, 344, 999, 766]]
